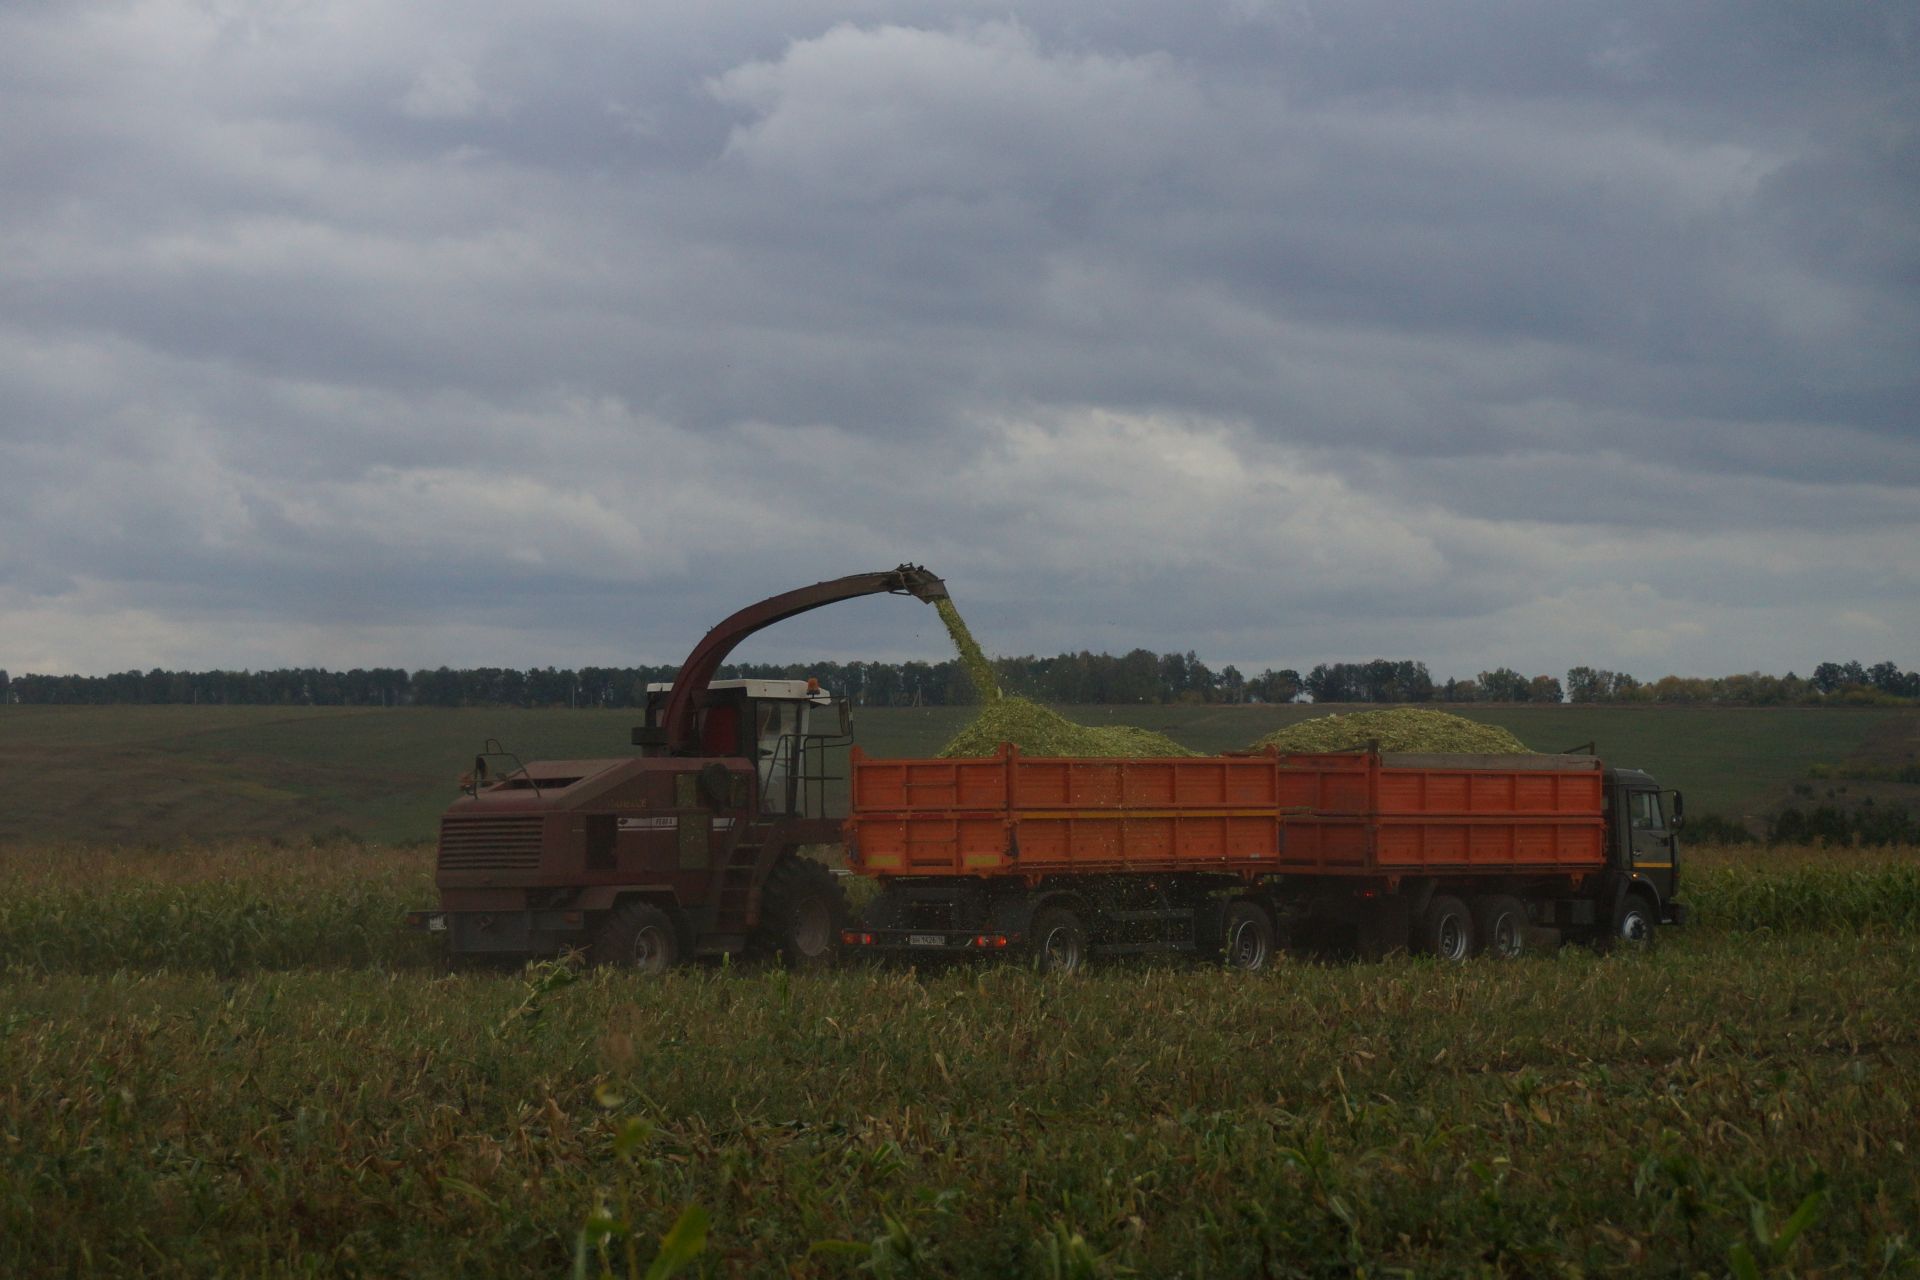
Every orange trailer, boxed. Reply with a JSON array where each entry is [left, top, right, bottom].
[[844, 745, 1682, 969]]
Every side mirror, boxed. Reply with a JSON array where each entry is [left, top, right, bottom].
[[1671, 790, 1685, 830]]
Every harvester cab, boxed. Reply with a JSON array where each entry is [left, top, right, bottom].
[[639, 678, 850, 820]]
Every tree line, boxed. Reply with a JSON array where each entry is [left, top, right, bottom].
[[2, 655, 1915, 708]]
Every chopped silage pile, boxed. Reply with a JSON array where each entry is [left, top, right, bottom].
[[938, 696, 1198, 758], [1250, 708, 1531, 755]]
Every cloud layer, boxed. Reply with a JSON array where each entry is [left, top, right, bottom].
[[3, 2, 1916, 679]]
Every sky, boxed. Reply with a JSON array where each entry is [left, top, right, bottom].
[[3, 0, 1917, 683]]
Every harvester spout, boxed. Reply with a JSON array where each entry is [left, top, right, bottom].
[[657, 564, 949, 753], [891, 564, 948, 603]]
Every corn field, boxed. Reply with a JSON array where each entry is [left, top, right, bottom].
[[3, 840, 1918, 1276]]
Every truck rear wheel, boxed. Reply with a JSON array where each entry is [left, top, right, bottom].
[[1472, 895, 1527, 959], [755, 855, 849, 968], [594, 901, 681, 973], [1029, 906, 1088, 975], [1221, 900, 1276, 971], [1415, 894, 1474, 962]]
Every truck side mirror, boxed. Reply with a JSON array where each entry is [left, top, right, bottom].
[[1671, 791, 1685, 829]]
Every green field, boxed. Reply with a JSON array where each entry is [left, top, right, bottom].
[[3, 840, 1919, 1276], [1, 703, 1912, 846]]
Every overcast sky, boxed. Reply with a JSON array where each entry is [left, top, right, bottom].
[[3, 1, 1916, 683]]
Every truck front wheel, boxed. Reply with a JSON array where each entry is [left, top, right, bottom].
[[1607, 892, 1658, 951], [755, 855, 850, 968], [594, 902, 681, 973]]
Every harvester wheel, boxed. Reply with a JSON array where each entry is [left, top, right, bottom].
[[1472, 895, 1528, 959], [1221, 900, 1276, 972], [1414, 894, 1474, 962], [594, 901, 680, 974], [1029, 905, 1088, 975], [755, 855, 849, 968]]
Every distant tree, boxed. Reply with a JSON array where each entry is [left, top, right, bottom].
[[1304, 663, 1358, 703], [1527, 675, 1564, 704], [1811, 661, 1851, 695], [0, 669, 8, 703], [1867, 661, 1920, 698], [1476, 668, 1531, 702], [1565, 667, 1604, 703], [1249, 668, 1302, 704], [1114, 649, 1162, 703]]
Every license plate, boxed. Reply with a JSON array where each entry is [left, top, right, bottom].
[[908, 933, 946, 948]]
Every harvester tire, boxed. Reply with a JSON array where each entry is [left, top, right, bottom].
[[755, 855, 849, 968], [594, 901, 681, 974], [1414, 894, 1474, 962], [1472, 895, 1528, 959]]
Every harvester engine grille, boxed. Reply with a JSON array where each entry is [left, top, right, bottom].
[[438, 815, 546, 871]]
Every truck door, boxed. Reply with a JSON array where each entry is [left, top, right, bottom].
[[1625, 789, 1678, 905]]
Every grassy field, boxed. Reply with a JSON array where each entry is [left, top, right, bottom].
[[1, 703, 1912, 846], [4, 840, 1920, 1276]]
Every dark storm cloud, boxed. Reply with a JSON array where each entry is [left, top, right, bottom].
[[1, 1, 1915, 680]]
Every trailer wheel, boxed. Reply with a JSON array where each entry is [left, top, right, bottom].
[[1472, 895, 1527, 960], [755, 855, 849, 968], [1029, 906, 1088, 975], [1414, 894, 1474, 962], [1221, 900, 1276, 972], [594, 902, 680, 973]]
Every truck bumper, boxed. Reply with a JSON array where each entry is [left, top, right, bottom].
[[840, 927, 1022, 957], [1664, 901, 1691, 926]]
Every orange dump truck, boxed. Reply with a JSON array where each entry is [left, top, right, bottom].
[[842, 744, 1686, 969]]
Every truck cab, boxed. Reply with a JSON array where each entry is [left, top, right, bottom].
[[1604, 767, 1688, 934]]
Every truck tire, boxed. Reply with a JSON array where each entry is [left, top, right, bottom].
[[1414, 894, 1474, 962], [1604, 891, 1658, 952], [1221, 900, 1276, 972], [755, 855, 849, 968], [1029, 905, 1088, 975], [594, 901, 681, 973], [1472, 895, 1527, 960]]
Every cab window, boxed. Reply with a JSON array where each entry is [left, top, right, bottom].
[[1630, 791, 1662, 831]]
